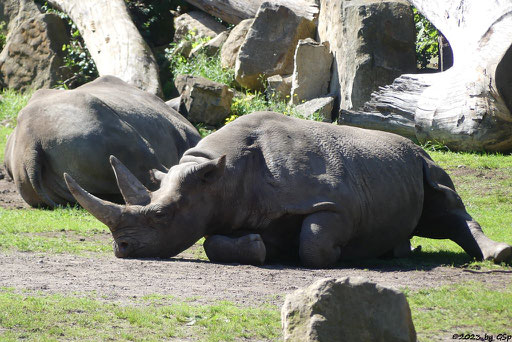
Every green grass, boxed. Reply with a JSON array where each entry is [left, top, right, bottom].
[[1, 282, 510, 341], [0, 207, 111, 254], [407, 282, 512, 341], [0, 125, 12, 163], [0, 289, 281, 342], [0, 89, 32, 126]]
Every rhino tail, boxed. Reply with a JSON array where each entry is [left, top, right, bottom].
[[20, 142, 57, 208]]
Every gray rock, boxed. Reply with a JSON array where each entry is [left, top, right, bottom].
[[234, 2, 317, 90], [290, 38, 333, 104], [190, 31, 229, 58], [317, 0, 416, 110], [0, 0, 71, 91], [295, 96, 334, 122], [266, 74, 293, 101], [173, 11, 226, 43], [220, 18, 254, 69], [175, 74, 234, 125], [165, 96, 182, 113], [282, 277, 416, 342]]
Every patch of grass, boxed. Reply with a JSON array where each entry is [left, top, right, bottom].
[[0, 89, 32, 127], [0, 289, 281, 342], [407, 282, 512, 341], [0, 207, 111, 254], [0, 125, 13, 163]]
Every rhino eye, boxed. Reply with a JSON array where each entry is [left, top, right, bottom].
[[154, 210, 166, 218]]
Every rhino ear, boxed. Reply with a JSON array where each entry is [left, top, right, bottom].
[[110, 155, 151, 206], [190, 155, 226, 184]]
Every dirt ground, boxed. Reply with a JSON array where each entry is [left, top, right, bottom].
[[1, 167, 511, 308]]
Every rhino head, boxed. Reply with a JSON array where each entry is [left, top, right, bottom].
[[64, 155, 226, 258]]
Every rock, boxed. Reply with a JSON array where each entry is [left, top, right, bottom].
[[317, 0, 416, 110], [295, 96, 334, 122], [175, 74, 234, 125], [282, 277, 416, 342], [220, 18, 254, 69], [234, 2, 317, 90], [290, 39, 333, 104], [0, 0, 71, 91], [190, 31, 229, 58], [173, 11, 227, 43], [266, 74, 293, 101]]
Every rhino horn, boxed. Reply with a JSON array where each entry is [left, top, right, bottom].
[[64, 173, 122, 230], [109, 155, 151, 206]]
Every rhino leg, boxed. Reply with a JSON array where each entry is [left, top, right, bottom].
[[299, 211, 349, 268], [417, 180, 511, 263], [203, 234, 266, 265]]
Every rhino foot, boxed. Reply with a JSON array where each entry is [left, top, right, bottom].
[[482, 242, 512, 264]]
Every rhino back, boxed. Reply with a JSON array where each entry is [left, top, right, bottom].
[[185, 112, 425, 253]]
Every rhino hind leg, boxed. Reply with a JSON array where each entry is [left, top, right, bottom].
[[299, 211, 349, 268], [417, 171, 511, 263], [203, 234, 266, 266]]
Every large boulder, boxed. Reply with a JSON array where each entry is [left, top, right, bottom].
[[220, 18, 254, 69], [175, 74, 234, 125], [290, 38, 333, 104], [0, 0, 71, 91], [234, 2, 317, 90], [173, 11, 226, 43], [317, 0, 416, 110], [282, 277, 416, 342]]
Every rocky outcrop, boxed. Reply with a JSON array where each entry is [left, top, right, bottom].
[[266, 74, 293, 101], [173, 11, 227, 43], [0, 0, 70, 91], [175, 74, 234, 125], [295, 96, 334, 122], [317, 0, 416, 110], [282, 277, 416, 342], [220, 18, 254, 69], [234, 2, 317, 90], [290, 38, 332, 104]]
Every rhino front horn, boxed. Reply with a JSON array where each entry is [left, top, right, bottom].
[[109, 155, 151, 206], [64, 173, 122, 229]]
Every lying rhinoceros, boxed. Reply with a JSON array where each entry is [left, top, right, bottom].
[[4, 76, 201, 208], [64, 111, 511, 267]]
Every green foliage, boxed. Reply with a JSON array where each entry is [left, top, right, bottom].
[[0, 289, 281, 341], [40, 2, 98, 88], [413, 7, 439, 69], [0, 89, 32, 127], [0, 21, 6, 52], [166, 36, 234, 87]]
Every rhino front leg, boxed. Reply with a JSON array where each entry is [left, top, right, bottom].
[[299, 211, 350, 268], [203, 234, 266, 265]]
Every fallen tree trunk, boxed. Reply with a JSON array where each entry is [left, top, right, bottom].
[[340, 0, 512, 152], [47, 0, 162, 96], [183, 0, 318, 24]]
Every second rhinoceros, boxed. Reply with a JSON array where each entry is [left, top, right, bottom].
[[64, 112, 511, 267], [4, 76, 201, 208]]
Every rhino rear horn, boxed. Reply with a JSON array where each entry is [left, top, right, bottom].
[[63, 173, 122, 229], [109, 155, 151, 206]]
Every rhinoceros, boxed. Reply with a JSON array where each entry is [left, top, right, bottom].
[[64, 111, 512, 267], [4, 76, 201, 208]]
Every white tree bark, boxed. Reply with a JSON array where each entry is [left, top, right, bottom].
[[341, 0, 512, 152], [47, 0, 162, 96]]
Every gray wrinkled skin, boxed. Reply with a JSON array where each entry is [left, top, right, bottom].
[[67, 112, 512, 268], [4, 76, 201, 208]]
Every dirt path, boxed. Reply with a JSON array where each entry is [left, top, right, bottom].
[[1, 250, 511, 306]]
